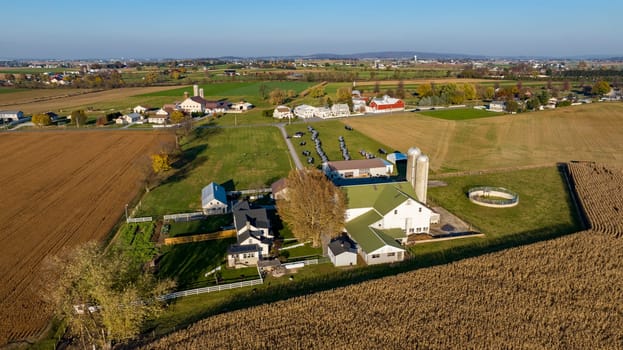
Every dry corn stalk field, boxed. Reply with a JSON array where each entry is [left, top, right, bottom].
[[140, 162, 623, 349]]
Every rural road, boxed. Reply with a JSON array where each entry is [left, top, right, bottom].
[[276, 123, 303, 170]]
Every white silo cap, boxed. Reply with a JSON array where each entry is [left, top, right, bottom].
[[407, 147, 421, 156]]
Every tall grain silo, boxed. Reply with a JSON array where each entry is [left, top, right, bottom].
[[406, 147, 421, 189], [193, 84, 199, 97], [415, 154, 429, 204]]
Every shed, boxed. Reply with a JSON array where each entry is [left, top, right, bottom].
[[201, 182, 228, 215]]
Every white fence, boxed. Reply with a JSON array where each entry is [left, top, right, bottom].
[[163, 212, 205, 222], [126, 217, 153, 223], [282, 258, 320, 269], [158, 278, 263, 301]]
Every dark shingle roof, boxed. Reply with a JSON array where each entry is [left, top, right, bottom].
[[328, 236, 357, 256], [227, 244, 259, 254]]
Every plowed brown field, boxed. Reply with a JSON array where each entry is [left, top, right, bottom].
[[0, 131, 173, 345]]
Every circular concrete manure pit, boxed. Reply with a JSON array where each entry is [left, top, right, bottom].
[[468, 187, 519, 208]]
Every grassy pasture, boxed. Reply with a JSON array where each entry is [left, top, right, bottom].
[[284, 120, 393, 167], [417, 108, 504, 120], [343, 102, 623, 173], [137, 126, 292, 216]]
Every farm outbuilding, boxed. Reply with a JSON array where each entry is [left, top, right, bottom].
[[386, 152, 406, 164], [201, 182, 228, 215], [328, 236, 358, 267], [322, 159, 393, 180]]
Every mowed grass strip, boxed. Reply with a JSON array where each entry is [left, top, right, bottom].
[[137, 126, 292, 216], [285, 120, 394, 167], [417, 108, 503, 120]]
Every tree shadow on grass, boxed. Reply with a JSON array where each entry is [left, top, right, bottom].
[[157, 238, 236, 290]]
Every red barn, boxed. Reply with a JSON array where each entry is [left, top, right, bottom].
[[368, 95, 405, 113]]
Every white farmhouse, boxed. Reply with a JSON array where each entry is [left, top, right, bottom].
[[201, 182, 228, 215], [231, 201, 273, 259], [227, 244, 261, 269], [133, 105, 150, 114], [230, 101, 254, 111], [293, 104, 316, 119], [331, 103, 351, 117], [116, 112, 144, 125], [0, 110, 24, 122], [489, 101, 505, 112], [273, 105, 293, 119]]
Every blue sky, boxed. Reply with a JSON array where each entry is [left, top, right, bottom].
[[1, 0, 621, 59]]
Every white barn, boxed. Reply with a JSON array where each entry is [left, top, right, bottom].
[[180, 96, 207, 113], [201, 182, 228, 215], [343, 183, 437, 265], [293, 104, 316, 119], [331, 104, 351, 117], [0, 110, 24, 122]]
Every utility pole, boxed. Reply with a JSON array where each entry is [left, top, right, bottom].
[[125, 203, 129, 223]]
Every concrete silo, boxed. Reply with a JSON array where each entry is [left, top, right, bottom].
[[406, 147, 421, 189], [415, 154, 429, 204], [193, 84, 199, 97]]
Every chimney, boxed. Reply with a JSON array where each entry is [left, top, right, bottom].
[[199, 88, 204, 98], [183, 91, 189, 99]]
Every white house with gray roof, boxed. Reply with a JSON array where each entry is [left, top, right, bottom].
[[327, 235, 358, 267]]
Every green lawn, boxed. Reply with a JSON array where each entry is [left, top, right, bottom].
[[423, 166, 582, 241], [417, 108, 503, 120], [168, 215, 233, 237], [137, 126, 292, 216], [157, 238, 236, 289], [283, 243, 323, 260], [285, 120, 394, 168]]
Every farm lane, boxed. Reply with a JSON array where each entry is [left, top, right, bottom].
[[276, 123, 303, 169]]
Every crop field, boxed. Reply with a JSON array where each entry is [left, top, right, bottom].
[[0, 86, 177, 115], [417, 107, 503, 120], [137, 126, 292, 216], [567, 161, 623, 237], [0, 131, 173, 345], [140, 163, 623, 349], [284, 120, 393, 168], [343, 103, 623, 173]]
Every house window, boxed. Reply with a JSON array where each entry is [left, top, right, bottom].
[[419, 207, 422, 212], [371, 254, 380, 259], [394, 209, 398, 215], [409, 228, 414, 233], [387, 252, 395, 257]]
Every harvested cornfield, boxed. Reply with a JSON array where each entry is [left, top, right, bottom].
[[0, 131, 173, 345], [140, 164, 623, 349], [568, 161, 623, 238]]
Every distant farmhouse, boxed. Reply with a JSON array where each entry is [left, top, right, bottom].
[[273, 105, 293, 119], [201, 182, 229, 215], [0, 110, 24, 122], [293, 104, 351, 119], [488, 100, 505, 112]]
